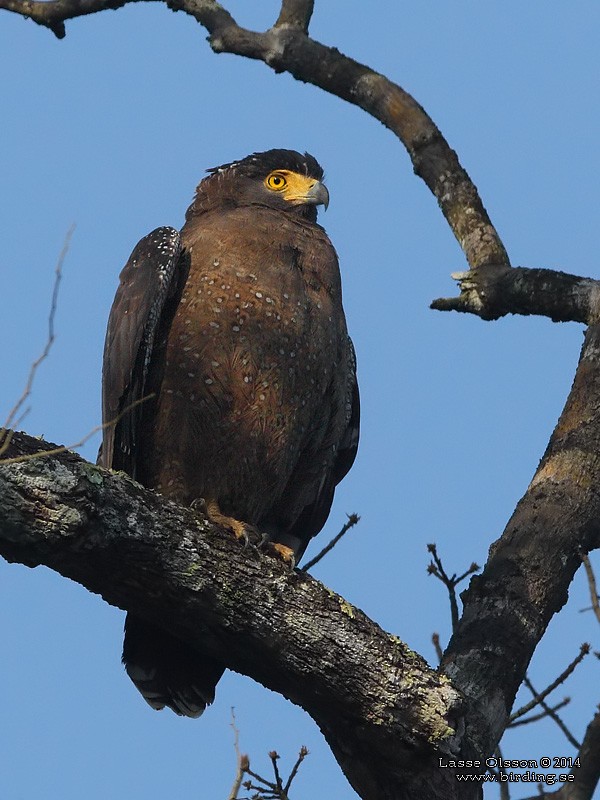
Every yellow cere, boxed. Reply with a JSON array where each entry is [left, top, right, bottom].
[[264, 170, 318, 203]]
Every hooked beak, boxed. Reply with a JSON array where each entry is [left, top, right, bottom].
[[285, 178, 329, 210], [305, 180, 329, 210]]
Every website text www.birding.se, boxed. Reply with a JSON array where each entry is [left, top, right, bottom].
[[439, 757, 579, 785]]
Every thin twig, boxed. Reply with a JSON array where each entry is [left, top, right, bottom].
[[228, 709, 250, 800], [243, 767, 277, 793], [283, 747, 308, 796], [301, 513, 360, 572], [1, 225, 73, 456], [510, 644, 590, 723], [508, 697, 571, 728], [427, 543, 479, 632], [269, 752, 283, 791], [523, 676, 580, 750], [233, 744, 308, 800], [0, 395, 153, 466], [228, 764, 246, 800]]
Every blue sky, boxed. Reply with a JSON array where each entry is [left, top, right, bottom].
[[1, 3, 599, 798]]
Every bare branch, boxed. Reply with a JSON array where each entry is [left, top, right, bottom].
[[508, 697, 571, 728], [522, 676, 580, 750], [283, 747, 308, 796], [237, 747, 307, 800], [431, 263, 600, 323], [510, 645, 589, 725], [427, 543, 478, 633], [1, 225, 73, 454], [228, 710, 249, 800], [268, 751, 283, 794], [0, 0, 233, 39], [0, 395, 153, 466], [300, 513, 360, 572]]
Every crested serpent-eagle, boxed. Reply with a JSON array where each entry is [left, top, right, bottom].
[[99, 149, 360, 717]]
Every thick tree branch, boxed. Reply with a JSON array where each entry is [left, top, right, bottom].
[[0, 431, 463, 800], [431, 263, 600, 323], [274, 0, 313, 32], [442, 324, 600, 764], [0, 0, 507, 272], [0, 0, 134, 38]]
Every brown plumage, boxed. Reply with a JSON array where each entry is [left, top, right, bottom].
[[99, 149, 359, 717]]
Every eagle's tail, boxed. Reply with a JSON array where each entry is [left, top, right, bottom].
[[122, 613, 224, 718]]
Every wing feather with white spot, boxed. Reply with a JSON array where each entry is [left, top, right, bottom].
[[98, 227, 183, 475]]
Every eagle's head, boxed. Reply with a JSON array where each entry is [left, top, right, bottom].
[[187, 149, 329, 223]]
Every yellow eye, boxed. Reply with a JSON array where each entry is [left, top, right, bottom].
[[266, 172, 287, 191]]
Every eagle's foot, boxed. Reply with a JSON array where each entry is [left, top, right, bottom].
[[264, 542, 296, 569], [203, 499, 258, 548]]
